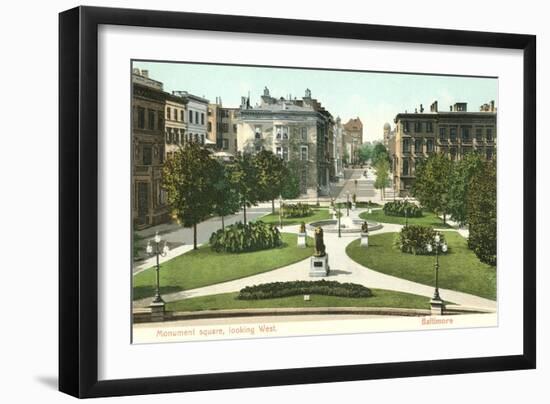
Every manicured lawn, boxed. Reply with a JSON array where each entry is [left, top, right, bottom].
[[256, 208, 330, 226], [166, 289, 434, 312], [346, 232, 496, 300], [359, 209, 450, 228], [133, 233, 313, 300]]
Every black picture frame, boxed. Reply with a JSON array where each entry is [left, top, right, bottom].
[[59, 5, 536, 398]]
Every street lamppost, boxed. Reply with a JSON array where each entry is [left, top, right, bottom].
[[426, 231, 448, 314], [404, 196, 409, 227], [279, 196, 284, 229], [146, 232, 170, 306], [337, 200, 342, 238], [346, 191, 350, 217]]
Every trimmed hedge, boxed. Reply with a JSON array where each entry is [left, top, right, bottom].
[[209, 221, 281, 253], [394, 225, 447, 255], [238, 280, 372, 300], [282, 202, 313, 218], [383, 200, 423, 217]]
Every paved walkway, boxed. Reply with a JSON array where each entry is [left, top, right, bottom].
[[134, 207, 496, 312]]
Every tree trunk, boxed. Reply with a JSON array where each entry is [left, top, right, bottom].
[[443, 212, 447, 224], [221, 215, 225, 230], [243, 203, 247, 225], [272, 199, 275, 214], [193, 223, 198, 250]]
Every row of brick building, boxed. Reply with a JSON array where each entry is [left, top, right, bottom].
[[132, 69, 362, 228]]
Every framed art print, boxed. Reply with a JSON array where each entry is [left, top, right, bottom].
[[59, 6, 536, 398]]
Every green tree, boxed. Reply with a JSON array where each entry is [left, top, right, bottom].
[[371, 143, 390, 166], [374, 159, 390, 200], [254, 150, 287, 213], [211, 163, 241, 231], [412, 153, 453, 223], [448, 153, 485, 226], [230, 152, 260, 224], [358, 143, 373, 164], [162, 143, 218, 249], [467, 159, 496, 265], [281, 160, 302, 199]]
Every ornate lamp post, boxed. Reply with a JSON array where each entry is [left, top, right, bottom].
[[279, 197, 284, 229], [346, 191, 350, 217], [404, 196, 409, 227], [426, 231, 448, 314], [146, 232, 170, 316], [337, 200, 342, 238]]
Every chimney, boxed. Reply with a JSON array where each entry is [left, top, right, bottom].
[[491, 100, 495, 111], [420, 104, 424, 113], [430, 101, 438, 112]]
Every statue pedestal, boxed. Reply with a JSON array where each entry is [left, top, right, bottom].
[[360, 233, 369, 247], [430, 298, 445, 316], [149, 301, 166, 322], [310, 254, 329, 277], [297, 232, 307, 248]]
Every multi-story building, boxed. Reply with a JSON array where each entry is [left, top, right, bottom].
[[164, 93, 187, 160], [237, 87, 334, 196], [172, 91, 210, 146], [208, 98, 240, 156], [333, 117, 345, 178], [383, 122, 394, 149], [392, 100, 497, 196], [131, 69, 170, 228], [343, 117, 363, 165]]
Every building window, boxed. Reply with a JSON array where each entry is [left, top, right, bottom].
[[147, 110, 155, 130], [402, 138, 410, 153], [276, 146, 282, 158], [137, 107, 145, 129], [283, 147, 289, 161], [166, 107, 171, 121], [233, 124, 237, 133], [189, 110, 193, 123], [402, 159, 409, 175], [201, 113, 205, 125], [222, 139, 229, 150], [414, 122, 422, 132], [255, 126, 262, 139], [194, 133, 199, 143], [195, 111, 199, 124], [300, 146, 308, 161], [173, 109, 177, 121], [207, 122, 212, 132], [426, 122, 433, 132], [426, 139, 434, 152], [414, 139, 422, 153], [486, 128, 493, 142], [475, 127, 483, 141], [180, 110, 184, 121], [142, 145, 152, 165], [301, 127, 307, 141], [461, 127, 470, 142], [439, 127, 446, 140], [234, 139, 237, 150], [200, 134, 205, 145], [486, 148, 494, 159], [450, 147, 457, 161], [403, 121, 409, 132], [450, 127, 457, 142]]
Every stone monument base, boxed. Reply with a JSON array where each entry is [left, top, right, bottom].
[[310, 254, 329, 277], [360, 233, 369, 247], [149, 301, 166, 322], [297, 232, 307, 248], [430, 298, 445, 316]]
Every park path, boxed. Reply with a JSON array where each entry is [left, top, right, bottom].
[[134, 207, 496, 312]]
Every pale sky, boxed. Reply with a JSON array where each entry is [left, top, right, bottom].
[[133, 60, 498, 143]]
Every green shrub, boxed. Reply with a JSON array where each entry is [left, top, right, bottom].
[[209, 221, 281, 253], [394, 225, 447, 255], [282, 202, 313, 218], [383, 200, 423, 217], [238, 280, 372, 300]]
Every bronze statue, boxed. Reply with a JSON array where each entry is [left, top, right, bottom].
[[361, 221, 369, 234], [314, 227, 326, 257], [299, 221, 306, 234]]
